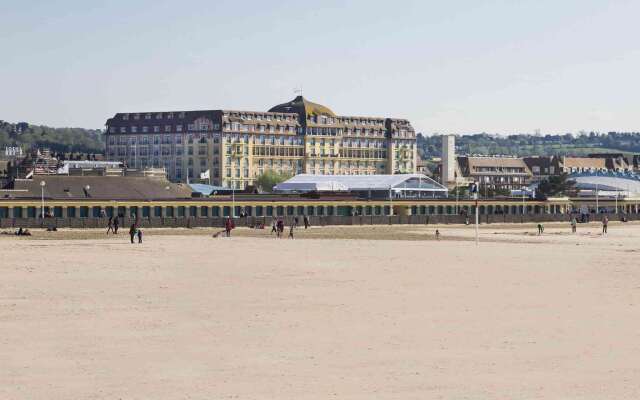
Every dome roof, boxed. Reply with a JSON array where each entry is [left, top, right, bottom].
[[268, 96, 336, 117]]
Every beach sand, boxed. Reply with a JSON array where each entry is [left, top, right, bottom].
[[2, 222, 640, 399]]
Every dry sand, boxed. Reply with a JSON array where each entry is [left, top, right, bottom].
[[2, 223, 640, 399]]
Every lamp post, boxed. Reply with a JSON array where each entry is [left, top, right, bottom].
[[470, 182, 479, 246], [595, 183, 599, 215], [232, 184, 236, 218], [40, 180, 46, 219]]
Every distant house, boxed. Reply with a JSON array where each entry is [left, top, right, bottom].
[[524, 155, 634, 182], [523, 156, 558, 182], [456, 156, 532, 190]]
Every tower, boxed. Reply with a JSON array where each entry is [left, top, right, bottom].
[[441, 134, 456, 187]]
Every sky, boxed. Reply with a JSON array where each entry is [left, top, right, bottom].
[[1, 0, 639, 134]]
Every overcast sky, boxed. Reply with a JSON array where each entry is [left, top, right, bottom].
[[1, 0, 639, 134]]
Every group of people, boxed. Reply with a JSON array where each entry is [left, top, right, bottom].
[[569, 215, 609, 235], [106, 216, 120, 234], [105, 216, 142, 243], [129, 223, 143, 243], [268, 215, 310, 239], [270, 217, 293, 239]]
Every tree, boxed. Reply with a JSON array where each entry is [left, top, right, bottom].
[[254, 170, 292, 193], [535, 173, 575, 200]]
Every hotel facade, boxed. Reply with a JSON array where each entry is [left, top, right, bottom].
[[105, 96, 417, 189]]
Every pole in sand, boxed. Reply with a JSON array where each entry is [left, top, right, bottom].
[[469, 182, 479, 246]]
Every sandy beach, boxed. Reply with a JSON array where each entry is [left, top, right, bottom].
[[2, 222, 640, 399]]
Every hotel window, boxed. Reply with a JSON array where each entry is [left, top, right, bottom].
[[168, 113, 174, 119], [154, 135, 160, 145], [122, 114, 129, 120], [142, 126, 148, 133], [176, 125, 182, 132], [154, 126, 160, 133], [133, 114, 140, 120], [120, 127, 126, 133], [156, 113, 162, 119], [145, 114, 151, 120]]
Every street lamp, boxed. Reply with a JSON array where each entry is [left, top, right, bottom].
[[40, 180, 46, 219], [232, 184, 236, 218]]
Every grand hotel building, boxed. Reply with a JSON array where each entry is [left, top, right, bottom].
[[105, 96, 417, 189]]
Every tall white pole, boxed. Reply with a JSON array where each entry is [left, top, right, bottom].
[[39, 180, 46, 219], [595, 183, 599, 215], [389, 185, 393, 216], [474, 192, 479, 246], [455, 180, 459, 215], [232, 184, 235, 218], [41, 186, 44, 219]]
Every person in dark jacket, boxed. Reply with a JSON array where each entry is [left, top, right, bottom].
[[106, 217, 114, 235], [113, 216, 119, 234], [129, 224, 137, 244], [303, 215, 310, 229], [225, 217, 234, 237]]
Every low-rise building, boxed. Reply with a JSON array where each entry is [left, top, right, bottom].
[[456, 156, 531, 190], [274, 173, 447, 199]]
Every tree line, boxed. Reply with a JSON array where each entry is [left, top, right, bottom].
[[0, 120, 104, 154], [418, 131, 640, 159]]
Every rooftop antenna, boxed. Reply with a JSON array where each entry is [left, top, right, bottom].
[[293, 86, 303, 96]]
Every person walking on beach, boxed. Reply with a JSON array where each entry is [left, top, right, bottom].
[[106, 217, 114, 235], [537, 223, 544, 235], [113, 215, 119, 234], [225, 217, 234, 237], [571, 217, 577, 234], [129, 223, 137, 244], [602, 215, 609, 235], [435, 229, 440, 241], [289, 223, 295, 239], [276, 218, 284, 238], [271, 218, 277, 235], [137, 228, 143, 243], [303, 215, 310, 229]]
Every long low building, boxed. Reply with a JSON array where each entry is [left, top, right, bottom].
[[2, 175, 640, 222], [274, 173, 448, 199]]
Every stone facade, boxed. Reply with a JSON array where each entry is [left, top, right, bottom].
[[105, 96, 417, 189]]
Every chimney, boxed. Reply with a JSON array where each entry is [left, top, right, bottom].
[[441, 134, 456, 187]]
